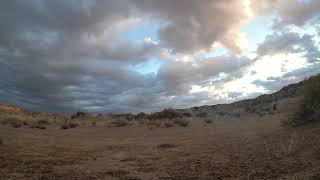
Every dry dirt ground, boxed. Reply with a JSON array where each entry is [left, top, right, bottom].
[[1, 100, 320, 179]]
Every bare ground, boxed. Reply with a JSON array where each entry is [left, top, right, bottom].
[[1, 101, 320, 179]]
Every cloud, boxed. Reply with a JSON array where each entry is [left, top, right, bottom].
[[133, 0, 253, 53], [257, 32, 320, 62], [0, 0, 319, 113]]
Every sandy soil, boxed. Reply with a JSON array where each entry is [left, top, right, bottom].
[[1, 101, 320, 179]]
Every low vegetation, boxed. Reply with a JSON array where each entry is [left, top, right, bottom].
[[204, 118, 213, 124], [61, 122, 79, 129], [173, 118, 190, 127], [110, 118, 129, 127], [291, 75, 320, 126], [0, 137, 3, 146], [30, 124, 46, 129]]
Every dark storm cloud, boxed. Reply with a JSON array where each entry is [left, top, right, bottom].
[[0, 0, 256, 112]]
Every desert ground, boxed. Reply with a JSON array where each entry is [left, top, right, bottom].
[[1, 96, 320, 180]]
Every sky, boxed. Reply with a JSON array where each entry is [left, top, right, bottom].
[[0, 0, 320, 113]]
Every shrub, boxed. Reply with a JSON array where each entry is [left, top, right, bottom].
[[91, 121, 97, 127], [173, 118, 190, 127], [146, 120, 161, 127], [61, 124, 69, 129], [37, 119, 49, 125], [111, 118, 129, 127], [1, 117, 21, 126], [30, 124, 46, 130], [71, 111, 89, 119], [149, 109, 182, 120], [292, 75, 320, 126], [164, 121, 174, 128], [69, 122, 79, 128], [204, 118, 213, 124], [9, 120, 22, 128]]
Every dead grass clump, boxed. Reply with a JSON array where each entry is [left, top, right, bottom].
[[173, 118, 190, 127], [111, 118, 129, 127]]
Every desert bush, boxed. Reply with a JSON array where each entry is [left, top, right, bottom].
[[37, 119, 49, 125], [91, 121, 97, 127], [173, 118, 190, 127], [30, 124, 46, 129], [111, 118, 129, 127], [1, 117, 21, 125], [60, 122, 79, 129], [71, 111, 89, 119], [146, 120, 162, 127], [164, 121, 174, 128], [149, 109, 182, 120], [291, 75, 320, 126], [69, 122, 79, 128], [61, 123, 69, 129], [10, 121, 22, 128], [204, 118, 213, 124]]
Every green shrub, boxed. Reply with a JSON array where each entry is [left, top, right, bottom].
[[292, 75, 320, 126]]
